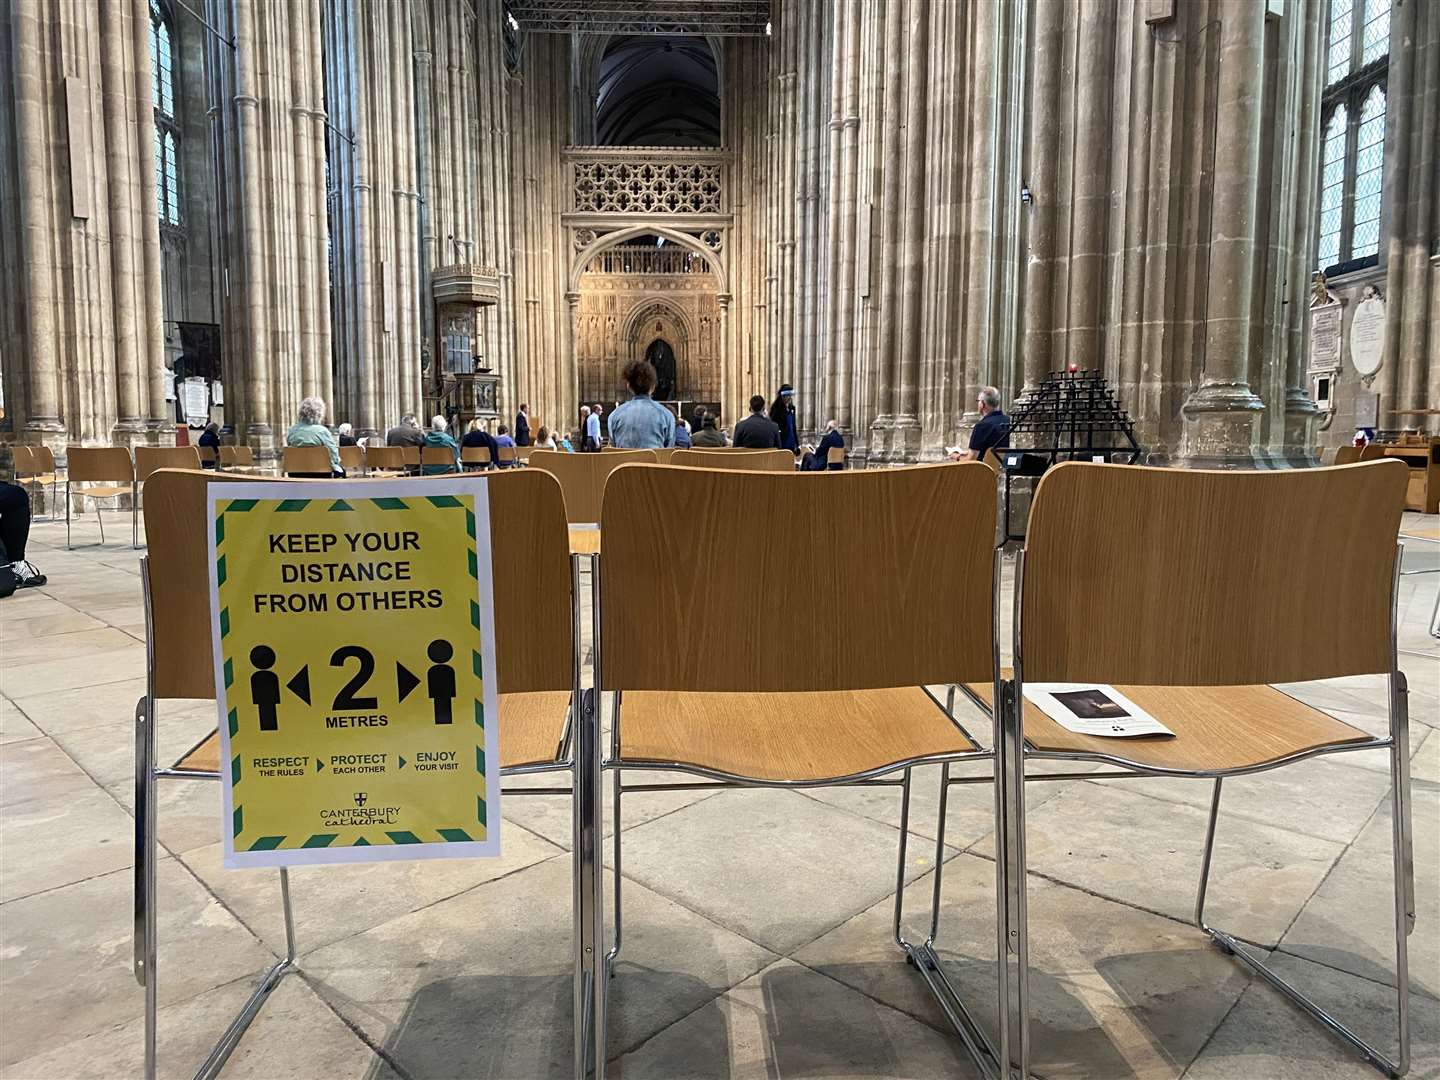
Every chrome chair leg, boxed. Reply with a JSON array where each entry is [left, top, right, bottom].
[[894, 764, 1001, 1079], [603, 769, 623, 978], [1194, 693, 1411, 1077], [997, 679, 1031, 1080], [134, 695, 159, 1080]]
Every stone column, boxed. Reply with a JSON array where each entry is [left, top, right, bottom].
[[1181, 0, 1267, 464], [232, 0, 273, 445], [565, 291, 581, 434], [130, 0, 168, 431]]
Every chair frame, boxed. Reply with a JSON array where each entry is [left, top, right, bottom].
[[65, 446, 138, 549], [987, 467, 1415, 1079], [583, 464, 1009, 1080], [132, 470, 590, 1080], [12, 445, 62, 520]]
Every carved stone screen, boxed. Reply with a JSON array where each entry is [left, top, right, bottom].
[[574, 160, 723, 215]]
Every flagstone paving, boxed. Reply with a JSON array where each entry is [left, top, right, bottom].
[[1, 511, 1437, 1079]]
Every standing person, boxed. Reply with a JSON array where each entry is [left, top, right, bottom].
[[336, 422, 357, 447], [734, 395, 782, 448], [949, 386, 1010, 461], [515, 404, 531, 447], [692, 414, 727, 447], [607, 360, 676, 449], [674, 417, 693, 448], [197, 421, 221, 468], [0, 481, 47, 595], [422, 415, 461, 473], [386, 414, 424, 447], [769, 384, 799, 453], [801, 420, 845, 471], [583, 404, 603, 451]]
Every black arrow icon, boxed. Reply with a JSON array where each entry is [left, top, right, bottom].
[[398, 755, 407, 769], [287, 665, 311, 705], [316, 758, 325, 772], [397, 661, 420, 702]]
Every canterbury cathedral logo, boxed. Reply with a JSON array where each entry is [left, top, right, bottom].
[[353, 792, 368, 807]]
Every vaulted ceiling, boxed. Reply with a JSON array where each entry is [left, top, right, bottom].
[[595, 35, 721, 147]]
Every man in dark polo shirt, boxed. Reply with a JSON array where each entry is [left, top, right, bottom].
[[951, 386, 1010, 461]]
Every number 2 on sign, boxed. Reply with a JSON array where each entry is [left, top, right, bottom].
[[330, 645, 378, 710]]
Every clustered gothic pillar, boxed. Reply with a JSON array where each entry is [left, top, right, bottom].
[[0, 0, 170, 452]]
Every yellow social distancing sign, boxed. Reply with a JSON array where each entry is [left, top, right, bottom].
[[206, 479, 501, 868]]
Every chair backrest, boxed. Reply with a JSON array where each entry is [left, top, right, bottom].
[[282, 445, 332, 475], [366, 446, 405, 471], [197, 445, 219, 465], [982, 448, 1003, 474], [11, 445, 35, 476], [653, 447, 677, 465], [517, 447, 534, 463], [529, 448, 657, 523], [339, 445, 366, 472], [420, 446, 457, 470], [1333, 444, 1363, 465], [600, 463, 996, 691], [671, 448, 795, 472], [1020, 460, 1409, 686], [461, 445, 492, 466], [826, 445, 846, 468], [219, 445, 255, 468], [1359, 442, 1386, 461], [401, 446, 421, 467], [140, 468, 573, 700], [67, 446, 134, 484], [136, 445, 201, 481], [496, 445, 518, 465]]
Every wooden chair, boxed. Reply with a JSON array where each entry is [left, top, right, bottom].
[[592, 463, 1000, 1071], [134, 467, 579, 1079], [196, 445, 219, 468], [1333, 444, 1363, 465], [972, 459, 1412, 1078], [219, 445, 257, 472], [400, 445, 422, 473], [420, 445, 459, 473], [64, 446, 137, 548], [135, 446, 200, 484], [339, 444, 366, 474], [365, 445, 406, 475], [826, 445, 847, 469], [982, 448, 1004, 475], [496, 445, 518, 468], [529, 447, 656, 524], [12, 445, 61, 519], [670, 447, 795, 472], [461, 445, 493, 470], [1360, 441, 1386, 461], [281, 445, 333, 477]]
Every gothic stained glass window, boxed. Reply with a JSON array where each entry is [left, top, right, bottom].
[[1316, 0, 1390, 274], [148, 0, 181, 229]]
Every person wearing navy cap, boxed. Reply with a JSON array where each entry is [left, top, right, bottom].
[[769, 383, 799, 454]]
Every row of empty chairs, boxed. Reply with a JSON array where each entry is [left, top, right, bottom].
[[130, 458, 1415, 1079]]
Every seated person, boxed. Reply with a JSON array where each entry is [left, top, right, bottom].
[[0, 481, 46, 596], [800, 420, 845, 471], [674, 418, 693, 448], [949, 386, 1010, 462], [607, 359, 676, 449], [286, 396, 344, 477], [733, 395, 781, 448], [460, 420, 499, 468], [555, 430, 575, 453], [494, 425, 517, 467], [421, 415, 460, 474], [534, 425, 557, 450], [691, 415, 727, 447], [197, 422, 221, 468], [337, 422, 357, 447], [386, 415, 424, 447]]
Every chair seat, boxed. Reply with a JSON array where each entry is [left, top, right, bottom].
[[615, 687, 979, 783], [965, 679, 1373, 772], [170, 691, 572, 775], [77, 484, 134, 499]]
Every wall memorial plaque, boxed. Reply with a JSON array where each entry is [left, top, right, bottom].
[[1349, 288, 1386, 378], [1309, 302, 1342, 374]]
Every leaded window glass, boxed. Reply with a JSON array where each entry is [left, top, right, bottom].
[[148, 0, 181, 229], [1316, 0, 1390, 274]]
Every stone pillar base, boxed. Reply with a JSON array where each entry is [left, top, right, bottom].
[[868, 416, 922, 463], [1281, 392, 1321, 467], [1180, 383, 1265, 468], [110, 420, 151, 450]]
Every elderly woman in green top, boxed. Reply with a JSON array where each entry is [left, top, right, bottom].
[[286, 396, 343, 477], [421, 414, 461, 474]]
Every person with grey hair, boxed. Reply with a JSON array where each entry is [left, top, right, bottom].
[[800, 419, 845, 471], [386, 413, 424, 448], [422, 414, 460, 474], [336, 422, 357, 447], [286, 395, 344, 476], [950, 385, 1010, 462]]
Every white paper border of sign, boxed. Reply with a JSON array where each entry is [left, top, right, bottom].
[[207, 477, 502, 869]]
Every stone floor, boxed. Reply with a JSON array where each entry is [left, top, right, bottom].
[[1, 507, 1438, 1080]]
